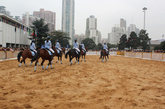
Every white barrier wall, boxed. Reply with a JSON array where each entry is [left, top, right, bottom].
[[124, 52, 165, 62]]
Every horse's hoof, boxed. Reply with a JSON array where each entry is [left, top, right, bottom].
[[46, 66, 49, 70]]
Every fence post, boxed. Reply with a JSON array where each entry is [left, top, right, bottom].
[[142, 52, 143, 58], [150, 52, 152, 59], [162, 53, 164, 61]]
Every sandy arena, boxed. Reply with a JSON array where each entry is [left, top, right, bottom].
[[0, 55, 165, 109]]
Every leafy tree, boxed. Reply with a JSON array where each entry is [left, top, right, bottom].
[[139, 29, 151, 50], [31, 19, 49, 47], [155, 41, 165, 51], [118, 34, 127, 50], [127, 32, 139, 49], [107, 43, 118, 49], [82, 38, 96, 50], [160, 41, 165, 50], [50, 30, 70, 47], [95, 43, 103, 50]]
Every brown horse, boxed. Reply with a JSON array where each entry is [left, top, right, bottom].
[[34, 48, 55, 71], [53, 47, 65, 64], [100, 49, 109, 62], [17, 49, 36, 67], [79, 45, 87, 62]]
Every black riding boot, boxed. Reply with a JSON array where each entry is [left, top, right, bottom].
[[32, 54, 37, 62]]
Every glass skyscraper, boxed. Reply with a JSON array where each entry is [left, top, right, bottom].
[[62, 0, 75, 45]]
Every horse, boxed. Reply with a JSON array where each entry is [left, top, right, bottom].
[[17, 48, 37, 67], [53, 47, 65, 64], [79, 45, 87, 62], [34, 48, 55, 71], [100, 49, 109, 62], [65, 48, 81, 65]]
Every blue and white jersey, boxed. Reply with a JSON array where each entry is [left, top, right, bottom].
[[45, 40, 52, 49], [55, 42, 61, 49], [73, 42, 79, 49], [30, 42, 36, 51], [81, 44, 85, 49], [41, 44, 45, 49], [103, 44, 108, 49]]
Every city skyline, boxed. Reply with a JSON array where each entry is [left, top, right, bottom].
[[1, 0, 165, 40]]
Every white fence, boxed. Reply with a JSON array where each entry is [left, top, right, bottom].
[[87, 51, 117, 56], [87, 51, 165, 62], [124, 52, 165, 61]]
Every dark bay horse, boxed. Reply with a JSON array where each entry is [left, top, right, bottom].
[[100, 49, 109, 62], [53, 47, 65, 64], [79, 45, 87, 62], [17, 49, 36, 67], [65, 48, 81, 65], [34, 48, 54, 71]]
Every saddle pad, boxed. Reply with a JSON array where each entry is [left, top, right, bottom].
[[47, 50, 53, 55], [31, 51, 35, 56]]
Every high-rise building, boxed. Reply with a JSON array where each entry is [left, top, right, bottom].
[[127, 24, 140, 35], [108, 26, 125, 45], [62, 0, 75, 44], [85, 15, 101, 45], [33, 9, 56, 32], [120, 18, 126, 31], [22, 12, 41, 27]]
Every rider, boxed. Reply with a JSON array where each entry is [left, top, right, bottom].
[[103, 43, 108, 54], [45, 36, 54, 57], [73, 39, 80, 55], [55, 40, 62, 54], [30, 39, 37, 61], [80, 42, 86, 52]]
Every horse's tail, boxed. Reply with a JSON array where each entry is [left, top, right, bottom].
[[17, 51, 23, 62], [65, 50, 69, 59], [99, 50, 102, 59]]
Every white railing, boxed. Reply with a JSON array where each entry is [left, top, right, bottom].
[[124, 52, 165, 61]]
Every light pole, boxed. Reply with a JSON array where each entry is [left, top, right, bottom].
[[143, 7, 147, 30]]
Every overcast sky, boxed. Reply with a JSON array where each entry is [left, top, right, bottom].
[[1, 0, 165, 40]]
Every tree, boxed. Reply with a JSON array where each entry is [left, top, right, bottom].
[[118, 34, 127, 50], [107, 43, 118, 49], [95, 43, 103, 50], [31, 19, 49, 47], [127, 32, 139, 49], [82, 38, 96, 50], [139, 29, 151, 50], [50, 30, 70, 47], [155, 41, 165, 51]]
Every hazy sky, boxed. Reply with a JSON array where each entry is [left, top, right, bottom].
[[1, 0, 165, 40]]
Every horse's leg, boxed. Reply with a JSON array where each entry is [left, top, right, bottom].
[[60, 54, 62, 64], [19, 58, 23, 67], [56, 56, 59, 63], [78, 56, 80, 64], [23, 58, 27, 67], [84, 55, 86, 62], [50, 60, 53, 69], [34, 59, 38, 72], [46, 60, 51, 70], [70, 56, 73, 65], [41, 59, 45, 70], [102, 56, 104, 62]]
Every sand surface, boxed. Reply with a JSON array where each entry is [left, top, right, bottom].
[[0, 55, 165, 109]]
